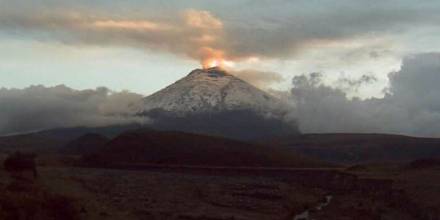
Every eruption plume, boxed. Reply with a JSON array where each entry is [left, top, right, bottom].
[[199, 47, 234, 69]]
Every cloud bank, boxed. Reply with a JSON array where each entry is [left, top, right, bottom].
[[0, 85, 146, 135], [290, 53, 440, 137]]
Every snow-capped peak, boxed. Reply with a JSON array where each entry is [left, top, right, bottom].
[[140, 67, 286, 116]]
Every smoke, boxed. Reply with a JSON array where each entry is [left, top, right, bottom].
[[289, 53, 440, 137], [0, 85, 147, 135], [0, 9, 227, 67]]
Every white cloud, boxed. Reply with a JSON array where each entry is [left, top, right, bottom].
[[0, 85, 147, 135]]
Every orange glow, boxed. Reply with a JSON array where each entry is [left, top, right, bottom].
[[202, 56, 235, 69], [93, 20, 173, 31], [199, 47, 234, 69], [203, 58, 221, 69]]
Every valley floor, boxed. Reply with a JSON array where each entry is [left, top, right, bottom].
[[36, 167, 325, 220], [0, 160, 439, 219]]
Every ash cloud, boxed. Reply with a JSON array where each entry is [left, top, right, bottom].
[[0, 85, 147, 135], [289, 53, 440, 137], [1, 1, 440, 64], [0, 9, 226, 66]]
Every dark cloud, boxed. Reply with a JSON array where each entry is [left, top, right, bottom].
[[0, 85, 147, 135], [219, 1, 440, 60], [289, 53, 440, 137]]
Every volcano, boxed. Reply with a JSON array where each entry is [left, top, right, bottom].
[[139, 67, 298, 140]]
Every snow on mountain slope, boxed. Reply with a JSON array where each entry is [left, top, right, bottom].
[[141, 67, 286, 117]]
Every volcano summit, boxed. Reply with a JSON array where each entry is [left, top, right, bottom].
[[139, 67, 298, 140]]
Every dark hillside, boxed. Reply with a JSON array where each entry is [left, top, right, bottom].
[[87, 130, 324, 168]]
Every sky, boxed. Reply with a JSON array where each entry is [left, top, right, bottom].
[[1, 1, 440, 136], [3, 0, 440, 96]]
